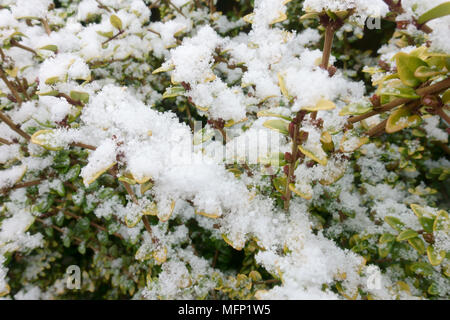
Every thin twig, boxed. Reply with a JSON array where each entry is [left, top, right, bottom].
[[367, 119, 388, 137], [40, 18, 51, 35], [102, 29, 125, 45], [71, 142, 96, 150], [12, 180, 42, 189], [0, 137, 13, 145], [349, 78, 450, 124], [435, 106, 450, 125], [0, 67, 23, 105], [0, 109, 30, 141], [320, 24, 335, 69], [10, 39, 37, 56]]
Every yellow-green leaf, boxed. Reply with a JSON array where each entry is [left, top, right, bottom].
[[263, 120, 289, 135], [110, 14, 123, 30], [302, 99, 336, 112], [256, 110, 292, 121], [414, 65, 445, 80], [417, 2, 450, 24], [45, 76, 60, 85], [433, 210, 449, 232], [31, 129, 63, 151], [379, 233, 396, 244], [162, 86, 185, 99], [384, 216, 405, 232], [395, 52, 428, 87], [273, 176, 286, 194], [427, 246, 445, 266], [442, 89, 450, 104], [39, 44, 58, 52], [386, 106, 422, 134], [152, 64, 174, 74], [70, 91, 89, 104], [289, 183, 312, 200], [408, 237, 425, 255], [298, 145, 328, 166], [339, 100, 373, 116], [396, 229, 419, 241]]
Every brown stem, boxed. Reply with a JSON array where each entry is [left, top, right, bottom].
[[0, 137, 13, 145], [15, 77, 30, 100], [349, 78, 450, 124], [12, 180, 42, 189], [367, 119, 388, 137], [40, 18, 51, 35], [435, 106, 450, 125], [0, 67, 23, 105], [147, 28, 161, 37], [102, 29, 125, 45], [121, 181, 138, 204], [95, 0, 111, 12], [142, 215, 158, 244], [349, 98, 411, 123], [218, 127, 227, 144], [320, 25, 335, 70], [284, 123, 299, 211], [417, 78, 450, 96], [212, 249, 219, 268], [253, 279, 281, 285], [166, 0, 186, 18], [10, 39, 37, 56], [58, 93, 83, 106], [0, 110, 31, 141], [71, 142, 96, 150], [434, 141, 450, 155]]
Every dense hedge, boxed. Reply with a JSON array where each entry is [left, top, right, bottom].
[[0, 0, 449, 300]]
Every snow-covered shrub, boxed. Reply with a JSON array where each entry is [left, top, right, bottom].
[[0, 0, 449, 300]]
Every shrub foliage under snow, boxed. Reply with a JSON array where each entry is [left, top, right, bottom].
[[0, 0, 449, 299]]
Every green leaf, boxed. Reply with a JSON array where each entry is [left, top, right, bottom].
[[410, 262, 434, 276], [70, 91, 90, 104], [378, 242, 394, 258], [408, 237, 425, 255], [442, 89, 450, 104], [96, 31, 114, 38], [78, 242, 86, 255], [273, 176, 286, 194], [263, 120, 289, 135], [414, 65, 445, 80], [39, 44, 58, 52], [380, 81, 420, 99], [395, 52, 428, 87], [396, 229, 419, 241], [256, 110, 292, 121], [418, 217, 434, 234], [379, 233, 396, 244], [384, 216, 405, 232], [386, 106, 422, 134], [417, 2, 450, 24], [45, 76, 60, 85], [162, 86, 185, 99], [110, 14, 123, 30], [427, 246, 446, 266], [339, 100, 373, 116], [300, 12, 319, 20], [427, 283, 439, 296], [433, 210, 449, 232]]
